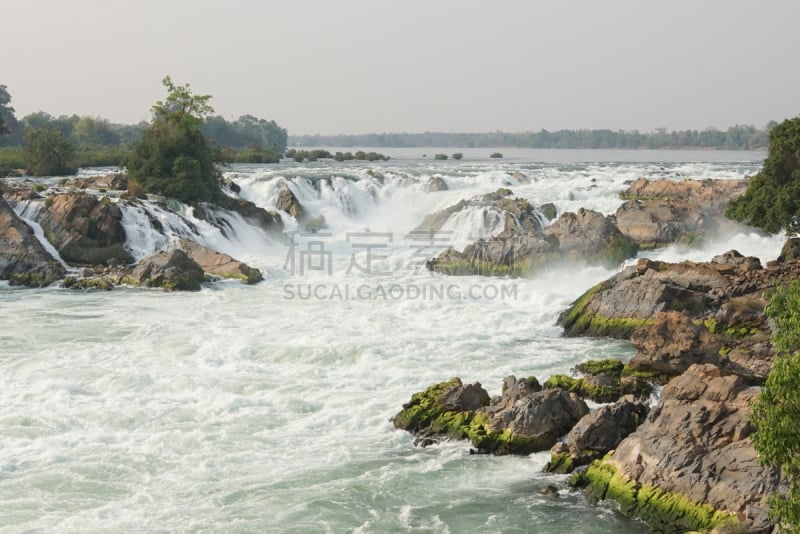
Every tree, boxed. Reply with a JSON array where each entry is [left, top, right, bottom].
[[751, 280, 800, 532], [23, 127, 77, 176], [126, 76, 222, 202], [0, 85, 15, 135], [726, 117, 800, 234]]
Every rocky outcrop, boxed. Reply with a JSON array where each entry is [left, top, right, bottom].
[[124, 249, 206, 291], [393, 375, 588, 455], [425, 175, 449, 192], [543, 358, 652, 403], [414, 188, 544, 236], [0, 197, 65, 286], [545, 397, 649, 473], [179, 240, 263, 284], [615, 178, 747, 248], [558, 254, 774, 340], [427, 207, 636, 276], [62, 173, 128, 191], [628, 311, 721, 377], [214, 196, 284, 236], [38, 192, 132, 265], [275, 184, 305, 220], [573, 364, 782, 533]]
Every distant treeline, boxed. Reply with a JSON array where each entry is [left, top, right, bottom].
[[290, 124, 777, 150]]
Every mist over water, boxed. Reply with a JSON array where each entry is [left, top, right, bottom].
[[0, 150, 780, 532]]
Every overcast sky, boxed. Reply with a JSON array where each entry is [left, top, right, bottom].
[[5, 0, 800, 135]]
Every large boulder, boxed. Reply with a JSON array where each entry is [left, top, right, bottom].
[[125, 249, 206, 291], [38, 192, 132, 265], [392, 375, 587, 455], [480, 387, 589, 454], [575, 364, 782, 533], [414, 188, 544, 236], [427, 207, 636, 276], [214, 196, 284, 236], [567, 398, 649, 465], [616, 178, 748, 248], [0, 197, 65, 286], [179, 240, 263, 284], [629, 311, 721, 377], [425, 175, 449, 192], [275, 184, 305, 220]]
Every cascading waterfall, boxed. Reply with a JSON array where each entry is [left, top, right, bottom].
[[12, 199, 72, 270]]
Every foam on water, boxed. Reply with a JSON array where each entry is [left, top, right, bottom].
[[0, 152, 776, 532]]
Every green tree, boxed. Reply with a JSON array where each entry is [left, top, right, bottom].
[[23, 126, 77, 176], [0, 84, 15, 135], [72, 116, 120, 147], [126, 76, 222, 202], [726, 117, 800, 234], [751, 280, 800, 532]]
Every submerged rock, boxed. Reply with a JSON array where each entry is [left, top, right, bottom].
[[0, 197, 65, 286]]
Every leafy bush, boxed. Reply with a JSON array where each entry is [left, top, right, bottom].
[[490, 152, 503, 158], [126, 77, 222, 203], [751, 280, 800, 531], [452, 152, 463, 160], [0, 146, 25, 176], [726, 117, 800, 233], [434, 153, 448, 160], [23, 127, 77, 176]]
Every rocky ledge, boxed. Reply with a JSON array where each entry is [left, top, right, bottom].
[[0, 176, 279, 290], [425, 178, 750, 277], [397, 243, 798, 532]]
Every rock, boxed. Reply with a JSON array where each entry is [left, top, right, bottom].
[[215, 196, 284, 236], [393, 375, 587, 455], [629, 311, 721, 377], [125, 249, 206, 291], [542, 359, 651, 403], [414, 188, 543, 236], [179, 239, 263, 284], [543, 208, 636, 267], [777, 237, 800, 263], [227, 180, 241, 194], [425, 175, 449, 192], [538, 202, 557, 221], [616, 178, 748, 249], [62, 173, 128, 191], [559, 259, 731, 339], [480, 386, 589, 454], [0, 197, 65, 286], [509, 171, 530, 184], [566, 398, 649, 465], [575, 364, 782, 533], [38, 192, 133, 265], [538, 484, 559, 496], [427, 207, 636, 277], [275, 184, 305, 220]]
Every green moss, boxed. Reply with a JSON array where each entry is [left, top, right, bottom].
[[575, 359, 625, 376], [9, 272, 49, 287], [429, 258, 531, 277], [575, 460, 737, 532], [545, 451, 575, 474], [394, 379, 557, 455], [543, 374, 624, 403], [61, 277, 114, 291]]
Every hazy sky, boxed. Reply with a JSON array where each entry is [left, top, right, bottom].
[[5, 0, 800, 135]]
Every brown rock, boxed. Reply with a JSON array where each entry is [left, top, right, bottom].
[[127, 249, 206, 291], [179, 240, 263, 284], [629, 311, 721, 376], [605, 364, 781, 531], [567, 398, 649, 465], [0, 197, 65, 286], [38, 192, 132, 265]]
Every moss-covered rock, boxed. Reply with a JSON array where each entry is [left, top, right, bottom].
[[572, 460, 737, 533]]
